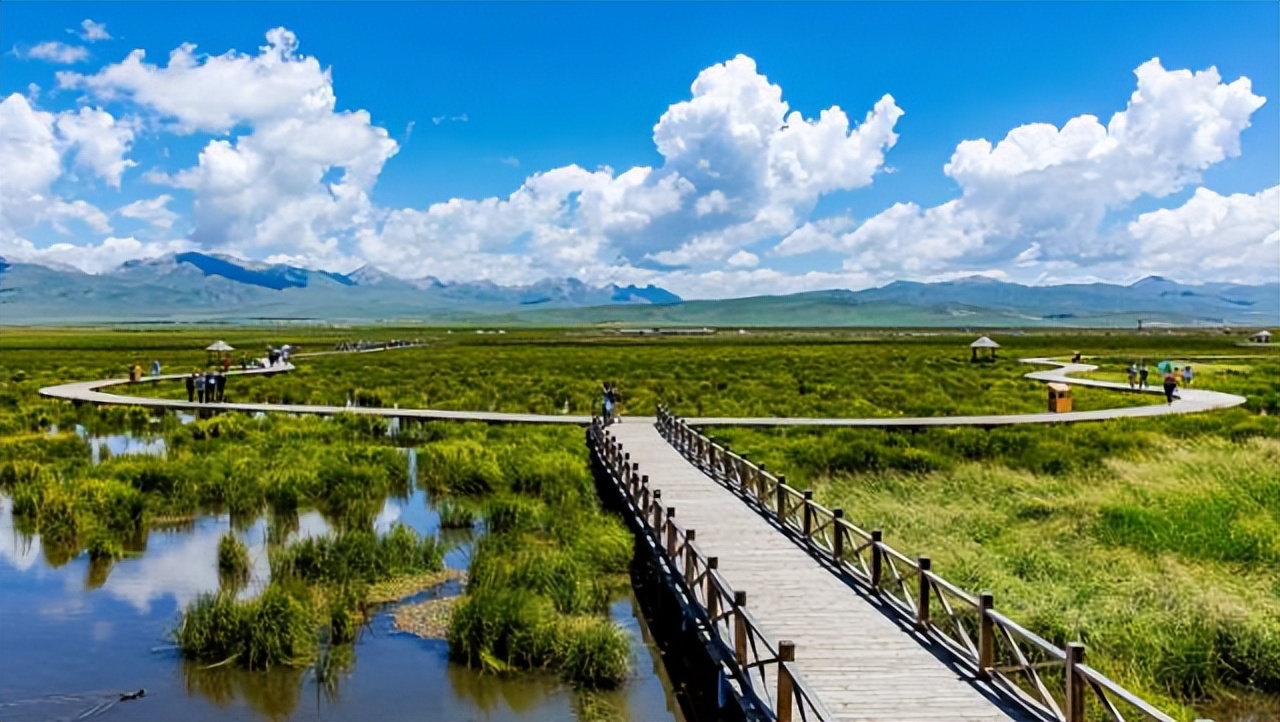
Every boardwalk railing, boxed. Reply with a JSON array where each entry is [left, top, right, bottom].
[[656, 406, 1184, 722], [590, 419, 834, 722]]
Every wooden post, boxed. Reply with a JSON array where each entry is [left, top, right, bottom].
[[641, 487, 651, 518], [666, 508, 678, 556], [1065, 642, 1085, 722], [870, 530, 884, 590], [733, 591, 748, 666], [978, 591, 994, 677], [776, 475, 788, 519], [802, 490, 814, 538], [639, 474, 648, 497], [776, 640, 795, 722], [706, 557, 719, 619], [916, 557, 931, 630], [684, 529, 697, 583], [833, 510, 845, 562]]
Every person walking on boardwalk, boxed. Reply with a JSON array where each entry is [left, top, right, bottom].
[[194, 371, 206, 403], [1127, 362, 1138, 389], [1182, 365, 1194, 387], [1162, 368, 1179, 404], [205, 371, 217, 402], [185, 371, 196, 402], [215, 371, 227, 402], [1138, 362, 1150, 389], [601, 383, 614, 425], [151, 360, 162, 377]]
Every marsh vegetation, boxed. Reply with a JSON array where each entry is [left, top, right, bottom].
[[1, 326, 1275, 720]]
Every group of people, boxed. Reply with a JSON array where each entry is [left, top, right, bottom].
[[1126, 361, 1193, 404], [334, 339, 418, 352], [601, 383, 622, 425], [186, 369, 229, 403], [266, 346, 290, 366]]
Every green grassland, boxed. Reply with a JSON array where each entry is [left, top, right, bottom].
[[1, 327, 1276, 716]]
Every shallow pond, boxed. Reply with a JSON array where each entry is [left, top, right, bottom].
[[0, 446, 682, 722]]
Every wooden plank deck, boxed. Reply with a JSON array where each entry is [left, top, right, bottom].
[[39, 357, 1245, 428], [606, 421, 1031, 722]]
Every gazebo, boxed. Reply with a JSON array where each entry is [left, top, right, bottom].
[[970, 335, 1000, 362], [206, 340, 234, 364], [1249, 330, 1273, 344]]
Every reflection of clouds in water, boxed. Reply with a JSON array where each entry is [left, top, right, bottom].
[[102, 520, 240, 613], [373, 498, 404, 534], [101, 512, 335, 613], [0, 497, 41, 572]]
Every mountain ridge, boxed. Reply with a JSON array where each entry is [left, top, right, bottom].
[[1, 253, 1276, 327]]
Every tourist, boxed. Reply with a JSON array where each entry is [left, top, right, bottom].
[[205, 371, 217, 402], [215, 371, 226, 402], [601, 383, 615, 425], [151, 360, 162, 377], [1182, 365, 1194, 386], [185, 372, 196, 402], [1127, 363, 1138, 389], [1138, 363, 1149, 389], [194, 371, 206, 403], [222, 355, 232, 373], [1162, 368, 1179, 404], [130, 363, 142, 383]]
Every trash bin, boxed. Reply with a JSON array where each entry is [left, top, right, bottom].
[[1048, 383, 1072, 413]]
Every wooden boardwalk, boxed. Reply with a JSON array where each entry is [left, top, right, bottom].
[[606, 421, 1028, 722], [39, 357, 1245, 427]]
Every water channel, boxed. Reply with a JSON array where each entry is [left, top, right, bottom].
[[0, 429, 682, 722]]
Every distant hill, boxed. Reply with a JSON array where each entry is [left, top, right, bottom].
[[0, 253, 1275, 328]]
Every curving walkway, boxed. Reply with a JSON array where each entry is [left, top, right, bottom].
[[39, 357, 1246, 427]]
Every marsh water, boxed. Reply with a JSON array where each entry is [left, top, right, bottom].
[[0, 436, 682, 722]]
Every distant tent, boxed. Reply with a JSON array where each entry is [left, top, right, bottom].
[[970, 335, 1000, 362], [1249, 330, 1273, 343]]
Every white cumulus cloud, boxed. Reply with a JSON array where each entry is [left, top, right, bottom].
[[22, 41, 88, 64], [62, 28, 399, 268], [77, 19, 112, 42], [779, 58, 1268, 285]]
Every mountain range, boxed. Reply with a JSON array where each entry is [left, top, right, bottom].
[[0, 252, 1275, 328]]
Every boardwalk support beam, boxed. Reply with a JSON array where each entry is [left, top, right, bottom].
[[733, 591, 748, 666], [978, 590, 994, 677], [832, 509, 845, 562], [870, 529, 884, 590], [1065, 642, 1085, 722], [917, 556, 931, 630], [777, 640, 796, 722]]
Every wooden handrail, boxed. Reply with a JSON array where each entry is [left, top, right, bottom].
[[650, 407, 1193, 722], [590, 417, 834, 722]]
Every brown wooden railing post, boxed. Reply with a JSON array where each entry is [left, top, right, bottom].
[[802, 490, 814, 538], [978, 591, 994, 677], [706, 557, 719, 618], [916, 556, 931, 630], [1065, 642, 1085, 722], [641, 486, 651, 519], [666, 508, 678, 556], [833, 510, 845, 562], [870, 530, 884, 590], [776, 640, 795, 722], [733, 591, 748, 666], [684, 530, 697, 583], [776, 475, 788, 519]]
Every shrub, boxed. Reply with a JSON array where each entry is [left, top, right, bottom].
[[560, 618, 630, 688], [218, 534, 251, 579]]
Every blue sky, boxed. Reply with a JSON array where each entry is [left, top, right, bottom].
[[1, 2, 1276, 297]]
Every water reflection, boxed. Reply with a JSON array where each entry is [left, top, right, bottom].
[[0, 442, 681, 722], [74, 424, 168, 466]]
